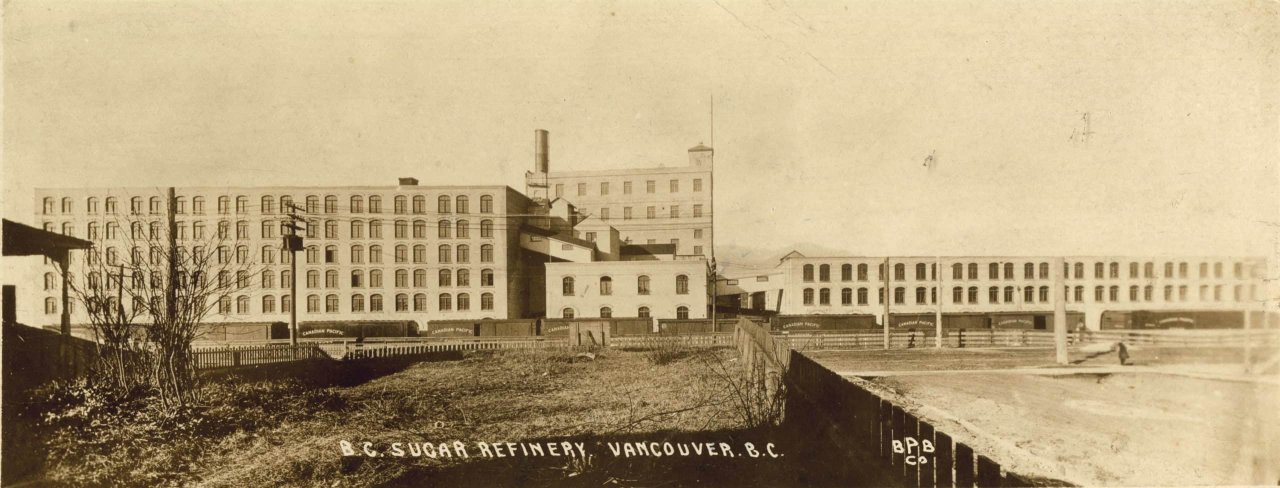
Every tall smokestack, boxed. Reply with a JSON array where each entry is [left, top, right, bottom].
[[534, 129, 549, 173]]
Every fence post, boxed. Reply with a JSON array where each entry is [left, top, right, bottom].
[[904, 412, 921, 486], [977, 455, 1001, 487], [233, 350, 241, 367], [955, 443, 976, 488], [935, 431, 954, 488], [919, 421, 936, 488]]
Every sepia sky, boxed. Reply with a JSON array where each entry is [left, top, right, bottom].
[[4, 0, 1278, 263]]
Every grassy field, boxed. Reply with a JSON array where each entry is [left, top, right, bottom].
[[24, 347, 836, 487]]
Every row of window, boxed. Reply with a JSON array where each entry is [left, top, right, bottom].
[[54, 266, 498, 292], [554, 178, 704, 199], [79, 243, 497, 269], [52, 218, 498, 241], [42, 194, 497, 216], [592, 205, 705, 221], [800, 284, 1261, 306], [560, 306, 690, 320], [800, 260, 1259, 283], [561, 275, 690, 296]]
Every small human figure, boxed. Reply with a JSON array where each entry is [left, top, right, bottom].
[[1116, 342, 1129, 365]]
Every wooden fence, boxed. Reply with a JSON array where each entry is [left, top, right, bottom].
[[774, 328, 1280, 351], [784, 351, 1043, 487], [192, 343, 326, 370], [341, 337, 561, 359], [611, 333, 734, 349]]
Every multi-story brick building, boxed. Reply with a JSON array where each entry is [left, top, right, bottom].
[[33, 180, 540, 326], [720, 251, 1273, 330], [525, 130, 714, 258]]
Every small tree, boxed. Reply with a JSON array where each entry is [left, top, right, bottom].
[[63, 209, 263, 408]]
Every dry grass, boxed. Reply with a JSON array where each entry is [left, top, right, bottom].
[[194, 347, 744, 487]]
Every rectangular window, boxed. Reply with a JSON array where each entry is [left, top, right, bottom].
[[693, 245, 702, 255], [646, 180, 655, 193], [577, 183, 586, 196], [670, 206, 679, 218], [670, 179, 679, 192], [624, 207, 632, 220], [646, 206, 655, 219], [600, 208, 609, 220], [600, 182, 609, 195], [693, 179, 702, 192], [623, 181, 632, 194], [693, 205, 703, 218], [555, 184, 563, 198]]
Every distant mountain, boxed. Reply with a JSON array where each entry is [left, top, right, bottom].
[[714, 242, 855, 275]]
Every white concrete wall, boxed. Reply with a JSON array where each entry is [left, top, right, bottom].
[[545, 259, 708, 319]]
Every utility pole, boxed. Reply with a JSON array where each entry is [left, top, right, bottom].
[[114, 264, 126, 326], [1054, 257, 1068, 364], [709, 94, 717, 329], [283, 203, 306, 347], [883, 257, 891, 350], [167, 187, 178, 324], [935, 256, 943, 348]]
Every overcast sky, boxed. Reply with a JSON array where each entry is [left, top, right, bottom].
[[4, 0, 1277, 260]]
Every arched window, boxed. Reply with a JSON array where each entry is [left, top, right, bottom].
[[480, 195, 493, 213], [438, 269, 453, 287], [562, 276, 575, 296], [105, 197, 119, 214], [1024, 286, 1034, 302], [351, 270, 364, 288], [675, 275, 689, 294], [326, 294, 339, 312], [1004, 286, 1014, 303], [479, 219, 493, 238], [438, 220, 451, 238], [395, 269, 408, 288], [803, 288, 814, 305], [915, 287, 927, 304], [1095, 286, 1105, 302], [306, 294, 320, 313], [638, 275, 651, 295], [916, 263, 928, 280], [1039, 286, 1049, 302], [457, 245, 469, 263], [638, 306, 651, 318], [262, 295, 276, 313], [278, 195, 291, 213], [395, 293, 409, 311], [600, 306, 612, 318], [262, 246, 275, 264], [858, 264, 869, 281], [988, 287, 1000, 303], [481, 293, 494, 310], [952, 287, 963, 303], [456, 220, 469, 238], [351, 245, 364, 263], [1024, 263, 1035, 279], [1039, 262, 1049, 279], [481, 244, 494, 263], [413, 244, 426, 263], [818, 264, 830, 282], [457, 293, 470, 311], [841, 264, 853, 281], [819, 288, 831, 305], [456, 195, 469, 214], [412, 220, 426, 239], [894, 263, 905, 281], [394, 245, 407, 263], [236, 296, 250, 314], [803, 264, 815, 282], [86, 197, 99, 214], [439, 294, 452, 311], [370, 294, 383, 312], [44, 297, 58, 314], [841, 288, 853, 305], [412, 195, 425, 214], [599, 276, 613, 295], [437, 195, 450, 213], [967, 287, 978, 303], [967, 263, 978, 279], [394, 195, 407, 214], [350, 195, 364, 213], [351, 294, 365, 312], [369, 244, 382, 263], [414, 293, 427, 311], [456, 269, 470, 287], [676, 306, 690, 320], [562, 307, 575, 319], [1109, 285, 1119, 302], [368, 195, 382, 213]]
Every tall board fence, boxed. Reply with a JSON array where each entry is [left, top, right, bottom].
[[784, 351, 1047, 487], [775, 328, 1280, 351]]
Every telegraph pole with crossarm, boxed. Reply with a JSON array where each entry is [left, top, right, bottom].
[[283, 204, 306, 347]]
